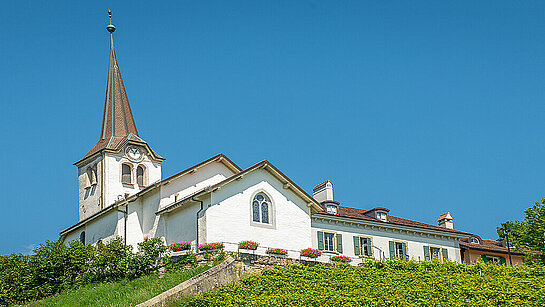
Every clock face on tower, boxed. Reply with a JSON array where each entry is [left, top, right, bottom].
[[125, 146, 143, 162]]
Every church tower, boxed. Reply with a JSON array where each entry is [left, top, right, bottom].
[[74, 12, 164, 221]]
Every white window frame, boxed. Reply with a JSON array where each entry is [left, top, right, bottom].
[[324, 231, 336, 252], [326, 204, 338, 215], [359, 236, 373, 257]]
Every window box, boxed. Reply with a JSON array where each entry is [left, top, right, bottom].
[[169, 241, 191, 252], [266, 248, 288, 257], [198, 242, 224, 252], [238, 240, 259, 250], [330, 255, 352, 263], [300, 248, 322, 259]]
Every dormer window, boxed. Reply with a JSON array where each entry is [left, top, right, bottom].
[[470, 237, 480, 244], [326, 204, 338, 215], [364, 207, 390, 222]]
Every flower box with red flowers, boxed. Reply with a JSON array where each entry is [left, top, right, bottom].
[[198, 242, 224, 252], [266, 248, 288, 257], [330, 255, 352, 263], [238, 241, 259, 250], [300, 248, 322, 259], [169, 241, 191, 252]]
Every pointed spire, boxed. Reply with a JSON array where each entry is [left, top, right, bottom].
[[100, 10, 138, 140], [76, 10, 166, 165]]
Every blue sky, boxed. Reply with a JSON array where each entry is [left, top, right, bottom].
[[1, 1, 544, 255]]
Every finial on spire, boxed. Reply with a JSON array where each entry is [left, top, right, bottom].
[[106, 9, 116, 33]]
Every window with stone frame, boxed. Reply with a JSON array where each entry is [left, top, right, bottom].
[[121, 164, 132, 184]]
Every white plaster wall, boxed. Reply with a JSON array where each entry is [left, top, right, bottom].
[[164, 201, 202, 245], [205, 169, 312, 255], [159, 162, 235, 210], [311, 218, 462, 263], [64, 210, 120, 245]]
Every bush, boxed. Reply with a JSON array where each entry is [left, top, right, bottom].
[[300, 248, 321, 259], [266, 248, 288, 256], [181, 260, 545, 306], [169, 242, 191, 252], [238, 241, 259, 250], [0, 237, 169, 305], [198, 243, 224, 252], [330, 255, 352, 263]]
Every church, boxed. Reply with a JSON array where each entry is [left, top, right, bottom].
[[60, 18, 473, 264]]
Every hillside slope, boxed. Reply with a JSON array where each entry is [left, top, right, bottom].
[[178, 260, 545, 306]]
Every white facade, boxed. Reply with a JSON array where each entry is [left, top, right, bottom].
[[63, 150, 469, 263]]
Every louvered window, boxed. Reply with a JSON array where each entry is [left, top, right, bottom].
[[122, 164, 132, 184], [137, 166, 144, 186]]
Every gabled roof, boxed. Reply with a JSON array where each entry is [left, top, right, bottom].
[[315, 206, 471, 236], [76, 24, 163, 165], [157, 160, 324, 215]]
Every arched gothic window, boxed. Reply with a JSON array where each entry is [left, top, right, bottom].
[[80, 231, 86, 244], [137, 165, 145, 186], [252, 193, 271, 224], [122, 164, 132, 184]]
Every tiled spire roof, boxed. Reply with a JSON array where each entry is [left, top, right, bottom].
[[99, 31, 138, 140], [76, 16, 163, 164]]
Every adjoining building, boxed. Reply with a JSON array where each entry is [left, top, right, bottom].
[[60, 17, 514, 265]]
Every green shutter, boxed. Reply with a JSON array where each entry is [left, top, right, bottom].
[[481, 255, 488, 263], [366, 238, 373, 257], [317, 231, 324, 250], [389, 241, 395, 259], [353, 236, 360, 256], [442, 248, 449, 262], [401, 242, 407, 260], [423, 246, 430, 261], [500, 257, 506, 266], [336, 234, 343, 253]]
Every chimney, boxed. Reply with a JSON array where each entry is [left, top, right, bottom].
[[437, 212, 454, 229], [313, 180, 333, 203]]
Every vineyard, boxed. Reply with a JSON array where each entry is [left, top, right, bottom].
[[179, 260, 545, 306]]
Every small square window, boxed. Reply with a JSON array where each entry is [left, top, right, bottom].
[[377, 212, 387, 221], [326, 205, 338, 215]]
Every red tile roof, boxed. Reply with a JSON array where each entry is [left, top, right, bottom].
[[316, 206, 471, 235], [459, 239, 524, 255]]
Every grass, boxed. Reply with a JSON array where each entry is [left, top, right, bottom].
[[23, 265, 210, 307]]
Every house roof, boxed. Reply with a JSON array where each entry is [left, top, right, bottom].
[[459, 239, 524, 256], [75, 25, 163, 165], [156, 160, 324, 215], [315, 206, 471, 236]]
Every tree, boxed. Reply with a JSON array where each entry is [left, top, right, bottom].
[[498, 198, 545, 264]]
